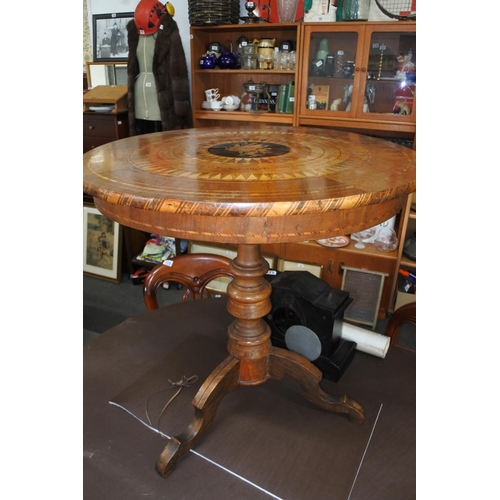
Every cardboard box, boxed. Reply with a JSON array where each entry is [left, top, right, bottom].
[[278, 258, 323, 278], [312, 84, 330, 109], [304, 1, 337, 22]]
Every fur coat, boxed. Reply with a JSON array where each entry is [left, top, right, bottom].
[[126, 14, 192, 135]]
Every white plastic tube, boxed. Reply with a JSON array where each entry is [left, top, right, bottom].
[[340, 322, 390, 359]]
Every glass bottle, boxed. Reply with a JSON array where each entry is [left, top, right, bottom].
[[334, 50, 345, 78], [336, 0, 343, 21], [316, 38, 329, 66], [343, 0, 370, 21]]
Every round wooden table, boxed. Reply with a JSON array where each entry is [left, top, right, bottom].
[[83, 125, 416, 477]]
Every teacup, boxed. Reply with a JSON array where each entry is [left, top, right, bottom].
[[223, 95, 241, 107], [205, 88, 220, 102], [209, 100, 223, 111]]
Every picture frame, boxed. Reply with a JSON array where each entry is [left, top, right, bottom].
[[83, 205, 122, 283], [92, 12, 133, 62]]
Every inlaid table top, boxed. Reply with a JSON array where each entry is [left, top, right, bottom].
[[83, 125, 416, 244]]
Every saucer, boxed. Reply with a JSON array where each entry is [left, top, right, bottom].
[[223, 104, 239, 111], [209, 102, 223, 111], [316, 236, 350, 248], [201, 101, 211, 109]]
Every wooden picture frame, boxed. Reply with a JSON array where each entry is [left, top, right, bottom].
[[83, 205, 122, 283], [92, 12, 133, 62]]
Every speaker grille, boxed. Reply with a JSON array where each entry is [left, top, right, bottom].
[[341, 266, 388, 330]]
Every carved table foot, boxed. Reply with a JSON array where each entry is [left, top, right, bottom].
[[156, 355, 240, 478], [268, 346, 365, 424]]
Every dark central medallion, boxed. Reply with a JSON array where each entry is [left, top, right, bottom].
[[208, 141, 291, 158]]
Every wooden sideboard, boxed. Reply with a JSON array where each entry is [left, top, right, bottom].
[[83, 111, 129, 154]]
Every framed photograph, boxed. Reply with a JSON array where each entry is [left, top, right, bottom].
[[83, 205, 122, 283], [92, 12, 133, 62]]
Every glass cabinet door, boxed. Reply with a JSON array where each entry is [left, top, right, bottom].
[[362, 28, 416, 117], [303, 27, 363, 114], [300, 23, 416, 131]]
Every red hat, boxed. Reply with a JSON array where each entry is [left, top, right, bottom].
[[134, 0, 166, 35]]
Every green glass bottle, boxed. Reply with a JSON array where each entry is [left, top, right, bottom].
[[336, 0, 343, 21]]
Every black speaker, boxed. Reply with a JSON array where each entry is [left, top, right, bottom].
[[265, 271, 357, 382]]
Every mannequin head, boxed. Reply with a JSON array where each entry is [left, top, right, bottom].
[[134, 0, 166, 35]]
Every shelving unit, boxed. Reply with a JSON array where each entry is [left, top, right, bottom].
[[190, 22, 302, 127], [391, 192, 417, 310]]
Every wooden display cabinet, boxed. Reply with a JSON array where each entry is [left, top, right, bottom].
[[298, 21, 416, 136], [188, 20, 416, 317], [190, 22, 302, 127]]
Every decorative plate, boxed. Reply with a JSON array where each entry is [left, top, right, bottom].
[[316, 236, 350, 248]]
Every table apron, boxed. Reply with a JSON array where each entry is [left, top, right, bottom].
[[94, 197, 405, 244]]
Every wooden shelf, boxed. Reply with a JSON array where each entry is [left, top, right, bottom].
[[400, 256, 416, 268], [300, 240, 398, 260], [194, 110, 294, 124], [194, 69, 296, 76]]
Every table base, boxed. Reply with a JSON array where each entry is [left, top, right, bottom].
[[156, 348, 364, 477], [156, 243, 365, 478]]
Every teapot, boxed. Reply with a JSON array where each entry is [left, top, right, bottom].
[[199, 51, 217, 69], [217, 41, 237, 70]]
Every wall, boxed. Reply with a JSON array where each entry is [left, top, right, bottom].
[[83, 1, 391, 67], [83, 0, 392, 94], [85, 0, 193, 81]]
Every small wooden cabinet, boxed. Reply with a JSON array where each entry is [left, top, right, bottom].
[[83, 112, 129, 153]]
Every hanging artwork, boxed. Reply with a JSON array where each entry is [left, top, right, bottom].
[[83, 205, 122, 282], [92, 12, 133, 62]]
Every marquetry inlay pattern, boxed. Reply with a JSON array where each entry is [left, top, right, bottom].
[[84, 127, 415, 222]]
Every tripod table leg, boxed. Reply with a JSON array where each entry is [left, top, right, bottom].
[[268, 346, 365, 424], [155, 355, 240, 478]]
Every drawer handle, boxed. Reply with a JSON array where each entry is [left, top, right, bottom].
[[328, 259, 333, 274], [88, 125, 94, 130]]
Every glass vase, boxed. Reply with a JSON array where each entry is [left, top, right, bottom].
[[277, 0, 299, 23], [342, 0, 370, 21]]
